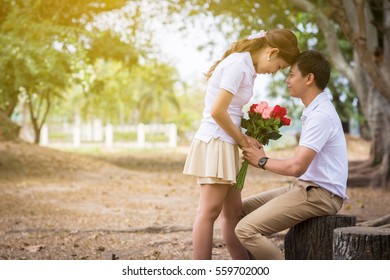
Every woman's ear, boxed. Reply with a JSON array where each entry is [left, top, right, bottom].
[[268, 48, 280, 58]]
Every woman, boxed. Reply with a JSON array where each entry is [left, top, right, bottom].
[[183, 29, 300, 259]]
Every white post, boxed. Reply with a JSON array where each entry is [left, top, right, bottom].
[[84, 122, 93, 142], [105, 123, 113, 149], [73, 115, 81, 147], [168, 123, 177, 148], [73, 126, 81, 147], [137, 123, 145, 148], [40, 124, 49, 146], [93, 118, 103, 142]]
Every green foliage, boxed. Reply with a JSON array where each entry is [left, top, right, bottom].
[[87, 31, 139, 67], [0, 0, 132, 142], [60, 58, 181, 125], [168, 0, 364, 129], [1, 0, 186, 143], [167, 81, 205, 143], [113, 131, 137, 142]]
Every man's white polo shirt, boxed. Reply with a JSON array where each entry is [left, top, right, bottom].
[[299, 92, 348, 199]]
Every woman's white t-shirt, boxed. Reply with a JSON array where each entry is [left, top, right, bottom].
[[194, 52, 257, 145]]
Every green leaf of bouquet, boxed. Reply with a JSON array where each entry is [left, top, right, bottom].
[[268, 132, 282, 140], [241, 118, 249, 129]]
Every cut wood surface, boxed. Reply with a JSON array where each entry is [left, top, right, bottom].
[[333, 226, 390, 260]]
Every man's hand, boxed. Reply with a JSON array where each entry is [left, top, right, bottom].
[[242, 146, 266, 168], [245, 135, 262, 149]]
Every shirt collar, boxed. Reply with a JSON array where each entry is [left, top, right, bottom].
[[301, 92, 330, 123], [302, 91, 329, 118], [244, 52, 257, 79]]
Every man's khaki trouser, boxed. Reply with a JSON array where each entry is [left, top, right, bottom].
[[235, 178, 344, 260]]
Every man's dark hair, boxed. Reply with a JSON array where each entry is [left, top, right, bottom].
[[296, 50, 331, 90]]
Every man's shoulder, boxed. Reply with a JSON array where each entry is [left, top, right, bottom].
[[308, 101, 343, 132], [312, 99, 339, 118]]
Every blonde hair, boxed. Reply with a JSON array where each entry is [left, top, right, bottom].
[[205, 29, 299, 80]]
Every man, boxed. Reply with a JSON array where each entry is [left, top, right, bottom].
[[236, 50, 348, 259]]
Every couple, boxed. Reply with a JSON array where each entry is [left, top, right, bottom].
[[183, 29, 348, 260]]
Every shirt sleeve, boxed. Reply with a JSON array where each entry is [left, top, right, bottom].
[[219, 62, 245, 95], [299, 112, 332, 153]]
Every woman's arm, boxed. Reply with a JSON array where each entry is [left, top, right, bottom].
[[210, 88, 249, 148]]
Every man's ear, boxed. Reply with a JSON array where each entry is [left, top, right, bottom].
[[306, 73, 315, 86]]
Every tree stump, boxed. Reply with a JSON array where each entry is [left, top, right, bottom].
[[333, 226, 390, 260], [284, 215, 356, 260]]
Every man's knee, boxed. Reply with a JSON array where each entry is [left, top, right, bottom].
[[235, 219, 253, 242], [235, 217, 272, 242]]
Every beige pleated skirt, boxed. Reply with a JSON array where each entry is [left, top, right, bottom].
[[183, 138, 240, 185]]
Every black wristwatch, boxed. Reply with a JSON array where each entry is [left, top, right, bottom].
[[258, 157, 269, 170]]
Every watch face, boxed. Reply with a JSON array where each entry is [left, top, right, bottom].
[[259, 157, 268, 168]]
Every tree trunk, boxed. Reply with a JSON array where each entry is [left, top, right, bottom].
[[305, 0, 390, 189], [340, 1, 390, 188], [27, 90, 52, 145], [284, 215, 356, 260], [0, 111, 20, 141], [4, 93, 18, 117], [347, 60, 390, 188], [333, 227, 390, 259]]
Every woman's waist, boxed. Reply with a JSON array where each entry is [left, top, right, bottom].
[[194, 122, 238, 144], [200, 115, 242, 126]]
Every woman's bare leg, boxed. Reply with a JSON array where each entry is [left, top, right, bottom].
[[220, 187, 250, 259], [192, 184, 230, 259]]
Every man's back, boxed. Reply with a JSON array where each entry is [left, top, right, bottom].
[[299, 92, 348, 199]]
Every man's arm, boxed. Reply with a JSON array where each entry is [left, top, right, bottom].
[[242, 145, 317, 177]]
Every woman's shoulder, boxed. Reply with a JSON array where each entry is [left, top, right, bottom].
[[224, 52, 248, 63], [217, 52, 248, 72]]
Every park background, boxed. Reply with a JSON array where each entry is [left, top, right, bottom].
[[0, 0, 389, 260]]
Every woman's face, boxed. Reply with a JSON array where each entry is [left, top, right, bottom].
[[252, 47, 289, 75]]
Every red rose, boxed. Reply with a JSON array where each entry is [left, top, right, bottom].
[[281, 117, 291, 126], [272, 105, 287, 119], [249, 103, 258, 113]]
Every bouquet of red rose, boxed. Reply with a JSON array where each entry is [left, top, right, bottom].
[[235, 101, 291, 190]]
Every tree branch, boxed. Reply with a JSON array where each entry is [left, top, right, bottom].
[[290, 0, 355, 83], [357, 213, 390, 227], [333, 0, 390, 102]]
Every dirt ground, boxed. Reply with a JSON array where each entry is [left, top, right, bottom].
[[0, 136, 389, 260]]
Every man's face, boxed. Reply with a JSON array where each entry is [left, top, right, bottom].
[[286, 64, 306, 98]]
